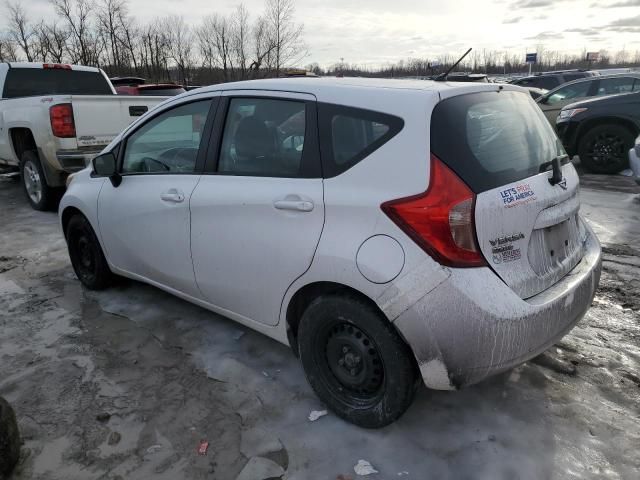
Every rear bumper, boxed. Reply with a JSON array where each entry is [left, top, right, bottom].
[[629, 144, 640, 185], [394, 221, 601, 390], [56, 150, 102, 173]]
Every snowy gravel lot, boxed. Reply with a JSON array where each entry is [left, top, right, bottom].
[[1, 172, 639, 480]]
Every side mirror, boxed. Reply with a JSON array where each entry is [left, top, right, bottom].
[[92, 152, 121, 187]]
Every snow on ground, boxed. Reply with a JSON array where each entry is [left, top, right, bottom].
[[0, 174, 638, 480]]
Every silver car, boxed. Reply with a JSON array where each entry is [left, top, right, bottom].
[[60, 79, 602, 427]]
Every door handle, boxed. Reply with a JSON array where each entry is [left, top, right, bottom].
[[273, 199, 314, 212], [160, 190, 185, 203]]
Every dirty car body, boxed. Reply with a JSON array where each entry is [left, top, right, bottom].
[[59, 78, 601, 426]]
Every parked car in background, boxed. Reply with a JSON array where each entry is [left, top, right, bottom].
[[511, 70, 598, 90], [0, 63, 168, 210], [556, 91, 640, 173], [629, 134, 640, 185], [526, 87, 548, 101], [60, 78, 601, 428], [110, 76, 186, 96], [537, 73, 640, 126]]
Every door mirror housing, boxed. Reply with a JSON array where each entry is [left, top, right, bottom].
[[92, 152, 122, 187]]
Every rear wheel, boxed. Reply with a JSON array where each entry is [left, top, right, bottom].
[[298, 293, 418, 428], [66, 214, 113, 290], [20, 150, 59, 211], [578, 124, 635, 174]]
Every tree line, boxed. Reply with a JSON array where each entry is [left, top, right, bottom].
[[0, 0, 306, 85], [315, 46, 640, 79]]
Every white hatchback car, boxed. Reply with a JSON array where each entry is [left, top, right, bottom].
[[60, 78, 602, 428]]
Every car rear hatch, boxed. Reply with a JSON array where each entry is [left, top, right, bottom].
[[431, 87, 587, 298]]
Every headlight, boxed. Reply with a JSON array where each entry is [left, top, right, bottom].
[[559, 108, 588, 120], [65, 172, 77, 188]]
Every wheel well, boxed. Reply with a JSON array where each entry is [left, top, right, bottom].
[[10, 128, 37, 161], [576, 117, 639, 149], [61, 206, 85, 238], [286, 282, 389, 357]]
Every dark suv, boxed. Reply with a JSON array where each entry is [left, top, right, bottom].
[[556, 91, 640, 173], [511, 71, 598, 91]]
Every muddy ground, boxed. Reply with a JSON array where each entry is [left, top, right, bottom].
[[1, 172, 639, 480]]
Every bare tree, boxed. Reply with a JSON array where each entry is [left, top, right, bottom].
[[50, 0, 100, 65], [197, 14, 232, 80], [264, 0, 305, 74], [163, 16, 192, 85], [6, 1, 35, 62], [97, 0, 126, 69], [0, 34, 18, 61], [231, 4, 250, 80]]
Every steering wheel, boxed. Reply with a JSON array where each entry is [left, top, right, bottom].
[[140, 157, 171, 172]]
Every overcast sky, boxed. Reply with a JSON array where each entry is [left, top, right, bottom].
[[14, 0, 640, 67]]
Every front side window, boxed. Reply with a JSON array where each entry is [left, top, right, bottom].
[[547, 81, 591, 105], [218, 98, 307, 177], [596, 77, 636, 96], [121, 100, 211, 174], [318, 104, 403, 177]]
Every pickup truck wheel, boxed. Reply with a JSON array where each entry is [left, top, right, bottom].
[[20, 150, 57, 211], [66, 214, 113, 290], [297, 293, 418, 428], [578, 124, 634, 174]]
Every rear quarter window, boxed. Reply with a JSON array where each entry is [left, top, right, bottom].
[[2, 68, 113, 98], [318, 103, 404, 178], [431, 90, 565, 193]]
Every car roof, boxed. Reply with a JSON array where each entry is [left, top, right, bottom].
[[194, 76, 520, 100], [544, 72, 640, 95], [563, 89, 640, 109]]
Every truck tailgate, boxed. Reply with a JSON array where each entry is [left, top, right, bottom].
[[70, 95, 168, 148]]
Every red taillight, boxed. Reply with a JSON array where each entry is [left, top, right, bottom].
[[49, 104, 76, 138], [43, 63, 72, 70], [381, 154, 487, 268]]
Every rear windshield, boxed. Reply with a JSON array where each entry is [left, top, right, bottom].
[[2, 68, 113, 98], [515, 77, 560, 90], [431, 90, 565, 193]]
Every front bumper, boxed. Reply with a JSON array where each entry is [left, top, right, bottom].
[[394, 222, 601, 390], [56, 150, 103, 173], [629, 143, 640, 185], [555, 120, 579, 156]]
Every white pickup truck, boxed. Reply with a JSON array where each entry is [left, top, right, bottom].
[[0, 62, 169, 210]]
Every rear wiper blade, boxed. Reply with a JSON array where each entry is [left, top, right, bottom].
[[540, 154, 569, 185]]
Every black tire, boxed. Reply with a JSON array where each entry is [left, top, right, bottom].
[[578, 124, 635, 174], [0, 397, 20, 478], [66, 214, 113, 290], [19, 150, 59, 211], [298, 293, 418, 428]]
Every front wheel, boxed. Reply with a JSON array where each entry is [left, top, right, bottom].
[[66, 214, 113, 290], [298, 293, 418, 428], [578, 124, 635, 174]]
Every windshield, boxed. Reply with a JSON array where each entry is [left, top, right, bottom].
[[431, 90, 565, 193], [2, 68, 113, 98]]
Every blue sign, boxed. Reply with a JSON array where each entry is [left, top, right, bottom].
[[526, 53, 537, 64]]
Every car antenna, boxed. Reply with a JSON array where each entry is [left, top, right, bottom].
[[434, 48, 473, 81]]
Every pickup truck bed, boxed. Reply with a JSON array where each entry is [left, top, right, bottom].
[[0, 62, 169, 210]]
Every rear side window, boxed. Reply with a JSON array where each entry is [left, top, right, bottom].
[[431, 90, 565, 193], [2, 68, 113, 98], [563, 73, 588, 82], [318, 103, 403, 177]]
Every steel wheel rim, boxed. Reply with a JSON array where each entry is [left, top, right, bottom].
[[23, 160, 42, 204], [313, 321, 386, 406], [587, 133, 626, 167], [70, 229, 97, 283]]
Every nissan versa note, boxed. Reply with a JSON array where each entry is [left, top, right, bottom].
[[60, 78, 602, 428]]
